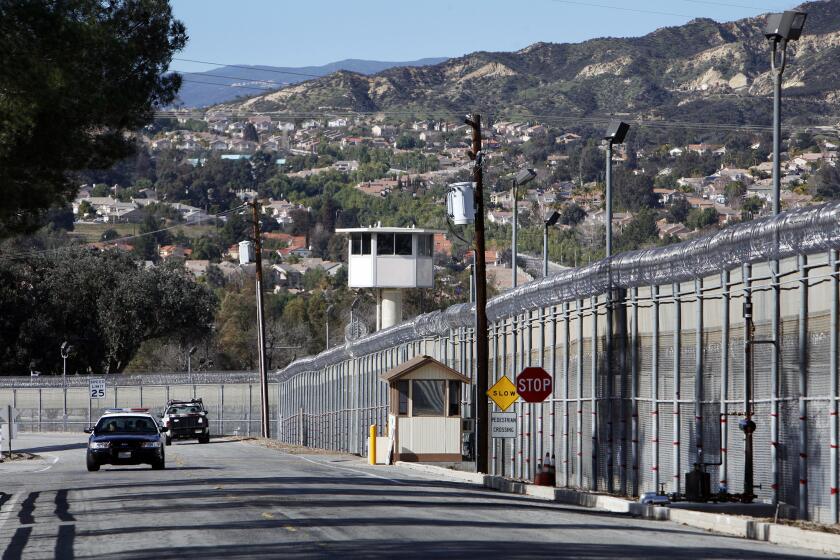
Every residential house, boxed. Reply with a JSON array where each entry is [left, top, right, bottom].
[[151, 139, 172, 151], [327, 117, 349, 128], [355, 179, 398, 197], [371, 125, 397, 138], [276, 121, 295, 132], [669, 147, 685, 157], [654, 188, 678, 205], [184, 260, 210, 278], [159, 245, 192, 261], [209, 139, 228, 151], [556, 133, 581, 145], [333, 160, 360, 173], [487, 210, 513, 225]]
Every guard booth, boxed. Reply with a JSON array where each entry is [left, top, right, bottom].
[[380, 355, 470, 462]]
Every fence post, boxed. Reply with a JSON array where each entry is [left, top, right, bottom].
[[652, 284, 660, 493], [562, 302, 570, 488], [247, 383, 252, 437], [630, 287, 639, 497], [695, 279, 704, 469], [673, 282, 682, 495], [577, 299, 584, 489], [798, 254, 808, 518], [591, 295, 598, 491], [831, 250, 838, 523], [720, 271, 730, 495]]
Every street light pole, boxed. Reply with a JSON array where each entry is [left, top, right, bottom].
[[763, 9, 806, 506], [511, 169, 536, 288], [543, 211, 560, 278], [603, 120, 629, 493]]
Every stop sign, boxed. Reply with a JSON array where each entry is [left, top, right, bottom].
[[516, 367, 553, 403]]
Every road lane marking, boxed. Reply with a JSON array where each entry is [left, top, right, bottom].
[[293, 455, 406, 485], [284, 525, 297, 532], [33, 454, 60, 473], [261, 512, 275, 520]]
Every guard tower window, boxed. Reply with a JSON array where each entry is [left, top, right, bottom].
[[412, 380, 445, 416], [397, 380, 409, 416], [351, 233, 371, 255], [377, 233, 394, 255], [418, 234, 433, 257], [448, 380, 460, 416], [395, 233, 413, 256]]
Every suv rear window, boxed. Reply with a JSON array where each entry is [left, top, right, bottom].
[[167, 405, 203, 414]]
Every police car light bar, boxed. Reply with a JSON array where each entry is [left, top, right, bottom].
[[104, 408, 149, 413]]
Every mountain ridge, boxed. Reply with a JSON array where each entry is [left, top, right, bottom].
[[210, 1, 840, 125]]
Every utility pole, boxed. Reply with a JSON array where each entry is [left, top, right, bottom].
[[251, 201, 270, 438], [466, 114, 489, 474]]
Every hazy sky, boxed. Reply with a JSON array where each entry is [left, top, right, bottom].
[[170, 0, 799, 73]]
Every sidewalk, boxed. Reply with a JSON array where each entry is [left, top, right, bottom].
[[394, 461, 840, 556]]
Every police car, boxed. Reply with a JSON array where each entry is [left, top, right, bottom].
[[84, 408, 168, 471]]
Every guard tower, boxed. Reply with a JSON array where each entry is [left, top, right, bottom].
[[336, 224, 443, 330]]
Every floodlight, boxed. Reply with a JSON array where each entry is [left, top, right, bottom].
[[514, 168, 537, 186], [545, 211, 561, 227], [765, 11, 807, 42], [188, 346, 198, 355], [604, 120, 630, 144]]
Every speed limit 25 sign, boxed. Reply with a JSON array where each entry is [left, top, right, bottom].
[[89, 378, 106, 399]]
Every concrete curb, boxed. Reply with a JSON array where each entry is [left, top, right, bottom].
[[393, 461, 840, 556]]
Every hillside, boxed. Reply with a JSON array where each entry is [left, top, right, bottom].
[[174, 58, 448, 107], [211, 1, 840, 125]]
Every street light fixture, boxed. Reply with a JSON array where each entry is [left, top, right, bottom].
[[543, 211, 561, 277], [60, 341, 73, 431], [764, 10, 806, 217], [511, 168, 537, 288]]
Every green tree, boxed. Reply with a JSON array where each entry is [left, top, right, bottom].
[[616, 208, 659, 251], [0, 249, 214, 374], [666, 197, 691, 224], [686, 207, 718, 230], [242, 123, 259, 142], [0, 0, 186, 238], [559, 203, 587, 226]]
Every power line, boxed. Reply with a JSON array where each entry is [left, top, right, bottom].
[[550, 0, 698, 19]]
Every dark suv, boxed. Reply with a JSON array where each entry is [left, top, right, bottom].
[[159, 398, 210, 445]]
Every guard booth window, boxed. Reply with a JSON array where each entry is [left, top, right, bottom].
[[412, 380, 445, 416], [397, 380, 409, 415], [376, 233, 394, 255], [351, 233, 371, 255], [448, 380, 460, 416], [418, 234, 433, 257], [395, 233, 412, 255]]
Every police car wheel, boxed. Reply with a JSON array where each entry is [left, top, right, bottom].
[[165, 435, 171, 446], [86, 454, 100, 472], [198, 435, 209, 444], [151, 458, 165, 470]]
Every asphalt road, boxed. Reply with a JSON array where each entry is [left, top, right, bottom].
[[0, 433, 830, 559]]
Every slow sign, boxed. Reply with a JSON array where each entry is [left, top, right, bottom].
[[515, 367, 552, 403]]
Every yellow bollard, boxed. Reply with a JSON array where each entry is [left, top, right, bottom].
[[369, 424, 377, 465]]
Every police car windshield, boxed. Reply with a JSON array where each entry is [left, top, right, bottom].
[[96, 416, 158, 434], [167, 405, 201, 414]]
